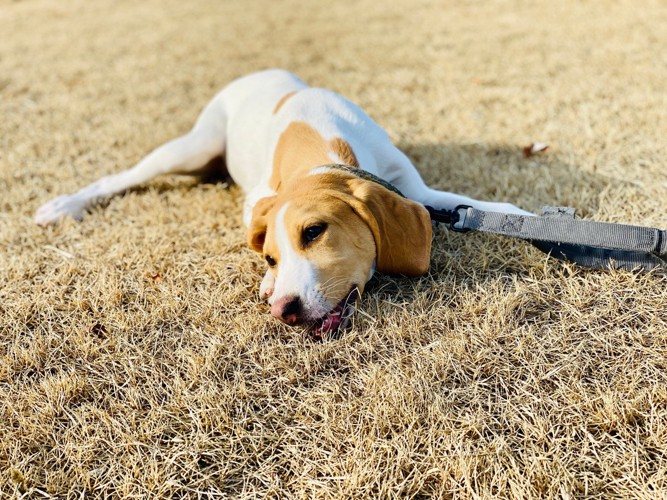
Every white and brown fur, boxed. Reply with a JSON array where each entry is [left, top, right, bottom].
[[36, 69, 531, 335]]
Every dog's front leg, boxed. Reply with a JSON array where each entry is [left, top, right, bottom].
[[418, 188, 534, 216], [259, 271, 275, 302], [382, 146, 534, 216]]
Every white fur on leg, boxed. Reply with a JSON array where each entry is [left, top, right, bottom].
[[421, 188, 535, 216], [35, 193, 89, 225]]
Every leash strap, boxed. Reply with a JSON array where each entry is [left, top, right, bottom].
[[447, 205, 667, 271]]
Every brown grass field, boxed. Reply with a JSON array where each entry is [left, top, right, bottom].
[[2, 0, 667, 497]]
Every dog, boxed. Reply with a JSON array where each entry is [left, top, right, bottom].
[[35, 69, 531, 337]]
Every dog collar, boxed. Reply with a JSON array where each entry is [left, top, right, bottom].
[[313, 163, 407, 198]]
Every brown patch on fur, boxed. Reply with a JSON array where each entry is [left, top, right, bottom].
[[330, 137, 359, 167], [273, 91, 298, 114], [270, 121, 332, 191], [341, 175, 431, 276]]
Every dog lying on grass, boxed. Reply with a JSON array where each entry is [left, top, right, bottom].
[[35, 69, 530, 337]]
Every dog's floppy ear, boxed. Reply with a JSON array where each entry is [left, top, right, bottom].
[[345, 178, 432, 276], [247, 196, 277, 252]]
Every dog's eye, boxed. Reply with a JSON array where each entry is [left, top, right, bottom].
[[265, 255, 277, 267], [303, 224, 326, 244]]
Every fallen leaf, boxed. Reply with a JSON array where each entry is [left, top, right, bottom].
[[523, 142, 550, 158]]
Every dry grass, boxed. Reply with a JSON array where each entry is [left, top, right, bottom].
[[2, 0, 667, 497]]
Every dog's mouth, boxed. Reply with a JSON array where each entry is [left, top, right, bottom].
[[310, 287, 359, 340]]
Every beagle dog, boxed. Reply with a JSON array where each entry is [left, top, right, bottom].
[[35, 69, 530, 337]]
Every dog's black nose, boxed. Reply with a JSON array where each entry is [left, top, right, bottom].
[[271, 295, 302, 325]]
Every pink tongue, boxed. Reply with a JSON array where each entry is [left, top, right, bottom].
[[315, 306, 343, 335]]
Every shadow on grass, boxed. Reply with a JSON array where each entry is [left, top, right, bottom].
[[398, 141, 608, 218]]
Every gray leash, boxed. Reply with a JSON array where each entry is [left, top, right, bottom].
[[323, 163, 667, 272], [427, 205, 667, 272]]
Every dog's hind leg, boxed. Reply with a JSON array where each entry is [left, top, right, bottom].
[[35, 93, 228, 226]]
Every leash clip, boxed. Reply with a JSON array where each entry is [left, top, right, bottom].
[[450, 205, 472, 233]]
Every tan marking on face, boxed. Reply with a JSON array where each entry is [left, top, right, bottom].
[[330, 137, 359, 167], [262, 219, 281, 278], [273, 91, 298, 115], [270, 121, 333, 192], [250, 169, 431, 322], [280, 195, 376, 308]]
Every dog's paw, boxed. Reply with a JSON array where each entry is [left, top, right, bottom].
[[34, 194, 87, 226], [259, 271, 275, 301]]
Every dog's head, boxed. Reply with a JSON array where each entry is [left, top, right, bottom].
[[247, 169, 432, 337]]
